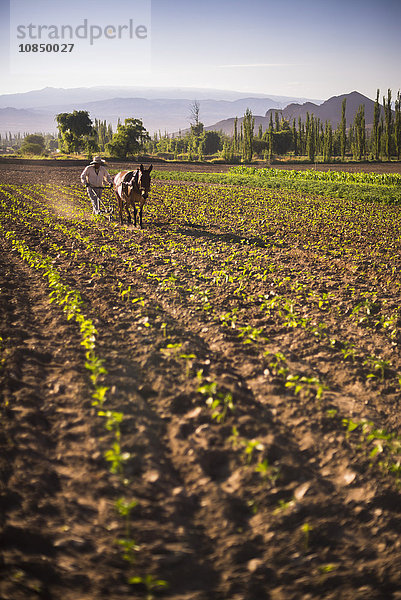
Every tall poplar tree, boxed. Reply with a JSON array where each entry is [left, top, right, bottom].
[[395, 90, 401, 160], [306, 113, 315, 162], [383, 89, 393, 160], [353, 104, 366, 160], [233, 117, 238, 154], [340, 99, 347, 161], [372, 89, 381, 160], [242, 108, 254, 162], [292, 120, 298, 156]]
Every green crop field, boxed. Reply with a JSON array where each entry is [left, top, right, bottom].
[[1, 164, 401, 599]]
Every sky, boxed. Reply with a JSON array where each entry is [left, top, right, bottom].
[[0, 0, 400, 101]]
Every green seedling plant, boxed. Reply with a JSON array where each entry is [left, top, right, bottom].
[[128, 574, 169, 599], [274, 498, 295, 514], [104, 441, 131, 475], [266, 351, 289, 378], [255, 457, 280, 482], [363, 355, 391, 382], [242, 439, 265, 464], [218, 308, 238, 329], [238, 325, 267, 344], [179, 353, 196, 378], [197, 371, 235, 423], [340, 342, 357, 363], [160, 342, 183, 359], [301, 522, 312, 552], [342, 417, 401, 478], [115, 498, 140, 563], [285, 374, 327, 401]]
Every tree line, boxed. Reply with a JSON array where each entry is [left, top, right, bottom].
[[145, 89, 401, 163], [4, 88, 401, 163]]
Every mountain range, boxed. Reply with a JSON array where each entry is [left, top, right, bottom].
[[0, 86, 380, 138], [205, 91, 380, 135], [0, 86, 321, 135]]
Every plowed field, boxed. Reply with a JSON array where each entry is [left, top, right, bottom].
[[1, 162, 401, 600]]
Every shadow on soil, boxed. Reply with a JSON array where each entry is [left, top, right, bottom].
[[149, 221, 271, 248]]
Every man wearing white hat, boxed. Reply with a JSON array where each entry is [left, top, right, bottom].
[[80, 156, 114, 215]]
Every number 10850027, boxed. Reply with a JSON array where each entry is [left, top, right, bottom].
[[18, 43, 74, 52]]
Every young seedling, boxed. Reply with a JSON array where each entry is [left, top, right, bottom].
[[128, 574, 169, 600], [301, 522, 312, 551], [363, 355, 391, 382], [197, 372, 235, 423], [238, 325, 267, 344], [340, 342, 356, 363], [255, 458, 279, 482], [104, 441, 131, 475], [117, 537, 141, 563], [285, 374, 327, 401], [160, 342, 183, 359], [242, 439, 264, 464], [179, 353, 196, 378]]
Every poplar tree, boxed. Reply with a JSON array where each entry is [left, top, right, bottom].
[[268, 114, 274, 162], [340, 99, 347, 161], [306, 113, 315, 162], [383, 89, 393, 160], [242, 108, 254, 162], [233, 117, 238, 153], [395, 90, 401, 160], [353, 104, 365, 160], [323, 121, 332, 162], [372, 89, 381, 160], [292, 120, 298, 156], [298, 117, 305, 155]]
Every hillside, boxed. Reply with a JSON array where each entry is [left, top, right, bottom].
[[0, 86, 320, 135], [0, 107, 55, 135], [205, 91, 379, 135], [264, 91, 379, 128]]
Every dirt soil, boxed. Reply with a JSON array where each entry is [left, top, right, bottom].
[[1, 162, 401, 600]]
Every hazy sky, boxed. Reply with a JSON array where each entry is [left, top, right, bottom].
[[0, 0, 400, 100]]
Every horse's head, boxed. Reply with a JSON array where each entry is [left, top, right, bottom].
[[137, 164, 153, 200]]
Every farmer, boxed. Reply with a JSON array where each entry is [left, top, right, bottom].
[[80, 156, 113, 215]]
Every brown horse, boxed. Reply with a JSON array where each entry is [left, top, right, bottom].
[[113, 164, 153, 228]]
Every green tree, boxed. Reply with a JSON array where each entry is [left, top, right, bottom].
[[292, 119, 298, 156], [56, 110, 93, 153], [323, 121, 332, 162], [353, 104, 366, 160], [306, 113, 315, 162], [106, 118, 149, 158], [383, 89, 393, 160], [372, 89, 381, 160], [268, 114, 274, 162], [20, 134, 45, 155], [242, 108, 254, 162], [233, 117, 238, 153], [395, 90, 401, 160], [200, 131, 222, 155], [189, 100, 204, 137], [340, 99, 347, 161]]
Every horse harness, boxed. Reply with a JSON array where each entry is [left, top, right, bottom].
[[121, 170, 140, 196]]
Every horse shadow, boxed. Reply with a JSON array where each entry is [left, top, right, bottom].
[[172, 222, 270, 248]]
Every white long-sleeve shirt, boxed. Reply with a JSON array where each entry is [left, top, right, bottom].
[[80, 164, 113, 187]]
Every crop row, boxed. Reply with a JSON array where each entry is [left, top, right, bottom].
[[151, 170, 401, 205], [1, 183, 399, 378], [2, 183, 400, 462], [3, 175, 401, 595], [230, 166, 401, 187], [0, 216, 168, 593]]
